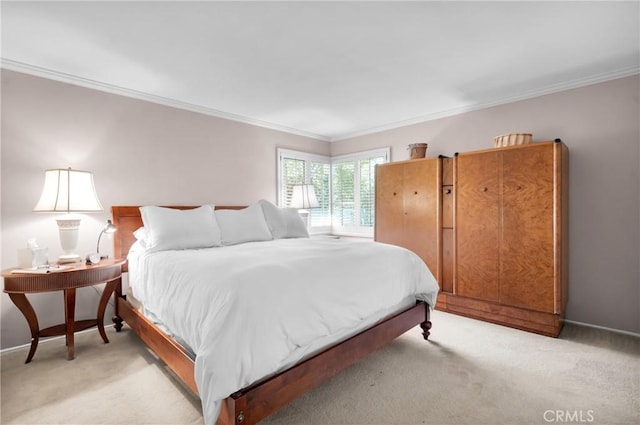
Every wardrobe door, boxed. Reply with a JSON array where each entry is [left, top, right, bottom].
[[403, 159, 440, 277], [501, 144, 555, 312], [455, 151, 500, 302], [375, 163, 405, 247]]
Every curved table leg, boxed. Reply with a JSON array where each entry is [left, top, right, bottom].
[[112, 276, 124, 332], [64, 288, 76, 360], [97, 278, 119, 343], [8, 293, 40, 363]]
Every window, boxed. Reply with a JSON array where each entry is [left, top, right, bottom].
[[331, 148, 390, 236], [277, 149, 331, 232], [277, 147, 389, 236]]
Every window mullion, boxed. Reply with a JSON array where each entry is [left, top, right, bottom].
[[353, 160, 361, 227]]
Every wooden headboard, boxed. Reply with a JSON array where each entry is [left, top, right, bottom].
[[111, 205, 246, 270]]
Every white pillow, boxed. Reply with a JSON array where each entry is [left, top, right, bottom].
[[215, 204, 273, 246], [132, 227, 149, 250], [259, 200, 309, 239], [139, 205, 221, 252]]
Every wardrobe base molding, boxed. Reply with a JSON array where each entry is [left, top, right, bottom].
[[436, 293, 564, 337]]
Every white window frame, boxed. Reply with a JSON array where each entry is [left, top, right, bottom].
[[276, 147, 390, 237], [331, 147, 390, 237]]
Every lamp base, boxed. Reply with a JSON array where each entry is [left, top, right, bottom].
[[56, 217, 82, 264], [58, 253, 82, 264]]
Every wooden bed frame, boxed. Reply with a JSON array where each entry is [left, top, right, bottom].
[[111, 205, 432, 425]]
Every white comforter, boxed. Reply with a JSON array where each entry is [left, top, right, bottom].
[[128, 238, 439, 424]]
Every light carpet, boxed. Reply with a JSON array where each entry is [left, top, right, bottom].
[[1, 310, 638, 425]]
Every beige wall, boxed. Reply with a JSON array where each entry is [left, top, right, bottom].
[[332, 74, 640, 335], [0, 70, 330, 349], [2, 70, 638, 350]]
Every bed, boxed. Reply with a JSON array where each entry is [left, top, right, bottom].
[[111, 204, 439, 425]]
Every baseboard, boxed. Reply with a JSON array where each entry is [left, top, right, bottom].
[[563, 320, 640, 338], [0, 324, 116, 354]]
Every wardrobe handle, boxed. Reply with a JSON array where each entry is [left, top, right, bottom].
[[445, 188, 452, 195], [483, 187, 488, 192], [414, 191, 418, 195]]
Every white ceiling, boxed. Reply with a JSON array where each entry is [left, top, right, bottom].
[[2, 1, 639, 141]]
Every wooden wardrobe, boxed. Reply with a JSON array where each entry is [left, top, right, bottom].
[[375, 140, 568, 337]]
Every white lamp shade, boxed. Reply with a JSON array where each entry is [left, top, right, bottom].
[[290, 184, 319, 209], [33, 168, 104, 213]]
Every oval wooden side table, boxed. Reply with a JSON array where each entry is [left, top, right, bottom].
[[2, 258, 125, 363]]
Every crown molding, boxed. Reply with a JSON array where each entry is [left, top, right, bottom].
[[330, 65, 640, 142], [3, 59, 637, 143], [0, 59, 332, 142]]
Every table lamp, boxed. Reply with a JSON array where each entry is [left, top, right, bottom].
[[33, 167, 104, 264], [96, 219, 117, 259], [290, 184, 319, 227]]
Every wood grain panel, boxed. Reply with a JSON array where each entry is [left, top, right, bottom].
[[442, 186, 453, 228], [501, 144, 555, 312], [374, 163, 405, 246], [455, 151, 500, 302], [442, 157, 453, 185], [441, 228, 454, 293], [403, 159, 440, 278]]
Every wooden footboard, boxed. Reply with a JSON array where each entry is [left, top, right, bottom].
[[114, 294, 198, 393], [221, 301, 430, 425], [114, 291, 430, 425]]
